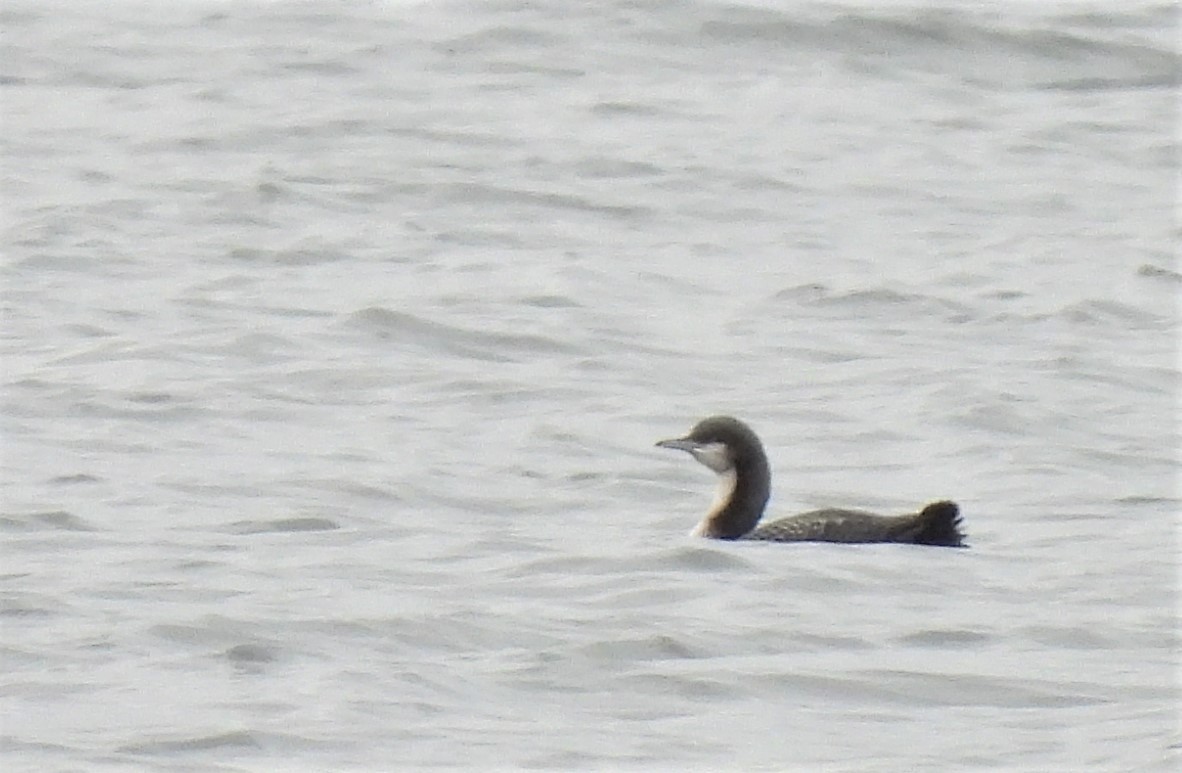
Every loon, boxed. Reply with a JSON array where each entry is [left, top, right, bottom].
[[657, 416, 965, 546]]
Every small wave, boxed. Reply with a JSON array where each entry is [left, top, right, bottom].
[[1018, 624, 1114, 650], [119, 730, 261, 755], [774, 668, 1110, 708], [1116, 494, 1181, 506], [0, 604, 55, 619], [573, 155, 666, 179], [435, 24, 566, 55], [772, 283, 975, 322], [696, 6, 1178, 92], [0, 510, 97, 532], [624, 671, 747, 701], [862, 669, 1114, 708], [126, 391, 174, 405], [279, 58, 360, 77], [70, 392, 205, 424], [433, 227, 527, 248], [988, 298, 1172, 330], [226, 517, 340, 534], [950, 402, 1035, 436], [225, 643, 280, 665], [519, 293, 582, 309], [349, 306, 582, 361], [228, 244, 353, 266], [792, 632, 876, 652], [578, 634, 698, 662], [1138, 263, 1182, 283], [317, 480, 402, 502], [431, 180, 651, 220], [1056, 299, 1167, 328], [636, 544, 758, 573], [47, 473, 101, 485], [590, 99, 673, 119], [508, 555, 604, 577], [894, 628, 994, 648]]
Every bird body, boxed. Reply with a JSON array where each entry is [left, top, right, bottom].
[[657, 416, 965, 547]]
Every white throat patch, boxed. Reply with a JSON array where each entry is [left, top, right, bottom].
[[690, 468, 738, 537], [690, 442, 732, 474]]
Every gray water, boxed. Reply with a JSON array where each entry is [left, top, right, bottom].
[[2, 1, 1179, 770]]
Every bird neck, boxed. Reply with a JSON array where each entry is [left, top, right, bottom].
[[691, 456, 770, 539]]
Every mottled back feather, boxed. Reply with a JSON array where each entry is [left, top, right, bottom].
[[746, 501, 964, 547]]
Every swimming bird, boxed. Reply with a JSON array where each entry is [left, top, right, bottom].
[[656, 416, 965, 546]]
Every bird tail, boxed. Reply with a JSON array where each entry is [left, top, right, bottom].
[[912, 500, 965, 547]]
